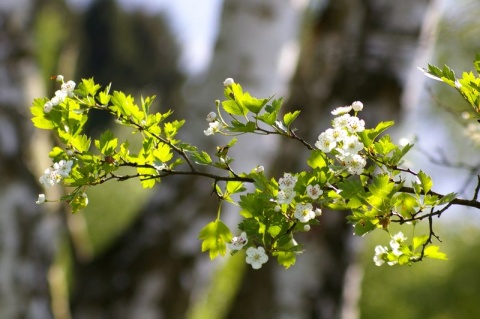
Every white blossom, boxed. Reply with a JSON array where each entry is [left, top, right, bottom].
[[373, 245, 388, 266], [278, 173, 297, 190], [245, 246, 269, 269], [346, 116, 365, 133], [315, 208, 322, 216], [39, 167, 61, 187], [54, 160, 73, 177], [306, 184, 323, 200], [294, 203, 315, 223], [332, 114, 351, 129], [204, 121, 220, 136], [228, 232, 248, 251], [277, 188, 296, 205], [315, 129, 337, 153], [341, 135, 364, 155], [331, 105, 352, 115]]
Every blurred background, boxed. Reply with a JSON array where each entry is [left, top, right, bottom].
[[1, 0, 480, 318]]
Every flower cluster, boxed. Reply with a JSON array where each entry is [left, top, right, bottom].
[[276, 173, 321, 224], [43, 75, 76, 113], [204, 111, 222, 136], [373, 231, 407, 266], [315, 102, 367, 175], [39, 160, 74, 188]]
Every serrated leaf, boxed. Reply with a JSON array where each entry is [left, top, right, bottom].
[[222, 100, 246, 116], [191, 151, 212, 165], [273, 250, 296, 269], [413, 234, 429, 250], [283, 110, 300, 128], [307, 150, 328, 169], [226, 181, 245, 196], [424, 245, 447, 260], [153, 143, 173, 162], [417, 170, 433, 194], [198, 220, 232, 260]]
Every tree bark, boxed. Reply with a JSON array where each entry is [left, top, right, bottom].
[[0, 1, 61, 318]]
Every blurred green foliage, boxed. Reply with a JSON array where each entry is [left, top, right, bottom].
[[360, 219, 480, 319]]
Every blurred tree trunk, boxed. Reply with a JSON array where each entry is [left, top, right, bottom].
[[234, 1, 432, 319], [0, 0, 61, 318]]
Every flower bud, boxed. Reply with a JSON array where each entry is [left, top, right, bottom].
[[351, 101, 363, 111], [223, 78, 234, 87], [206, 111, 217, 122], [55, 75, 64, 82], [36, 194, 46, 204], [44, 101, 53, 113], [303, 224, 311, 231]]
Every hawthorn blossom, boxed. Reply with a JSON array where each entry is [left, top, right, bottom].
[[54, 160, 73, 177], [253, 165, 264, 173], [245, 246, 269, 269], [315, 129, 337, 153], [61, 80, 76, 97], [303, 225, 311, 231], [39, 167, 61, 187], [204, 121, 221, 136], [331, 105, 352, 115], [315, 208, 322, 216], [36, 194, 46, 204], [341, 135, 364, 155], [278, 173, 297, 190], [346, 116, 365, 133], [332, 114, 351, 129], [341, 154, 367, 175], [228, 232, 248, 251], [373, 245, 388, 266], [277, 188, 296, 205], [294, 203, 316, 223], [306, 184, 323, 200], [390, 231, 407, 255]]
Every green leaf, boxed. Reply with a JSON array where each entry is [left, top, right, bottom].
[[95, 130, 118, 155], [424, 245, 447, 260], [191, 151, 212, 165], [474, 53, 480, 74], [241, 92, 269, 114], [71, 134, 91, 153], [274, 250, 296, 269], [153, 144, 173, 163], [417, 170, 433, 194], [222, 100, 246, 116], [358, 121, 394, 147], [137, 167, 158, 188], [307, 150, 328, 169], [373, 135, 397, 155], [438, 192, 457, 205], [198, 220, 232, 260], [283, 110, 300, 128], [77, 78, 101, 96], [226, 181, 246, 196], [413, 235, 429, 250]]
